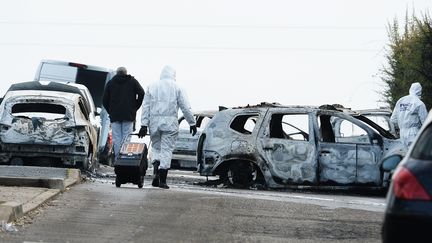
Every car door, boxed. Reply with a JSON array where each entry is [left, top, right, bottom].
[[258, 109, 318, 184], [317, 113, 382, 185]]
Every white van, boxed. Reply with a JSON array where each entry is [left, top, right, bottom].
[[34, 59, 116, 164]]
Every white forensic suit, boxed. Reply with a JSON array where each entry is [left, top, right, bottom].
[[390, 82, 428, 146], [141, 65, 196, 170]]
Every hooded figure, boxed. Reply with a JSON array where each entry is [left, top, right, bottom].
[[103, 67, 144, 156], [390, 82, 428, 146], [139, 65, 196, 189]]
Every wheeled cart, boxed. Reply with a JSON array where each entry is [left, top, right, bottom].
[[114, 134, 148, 188]]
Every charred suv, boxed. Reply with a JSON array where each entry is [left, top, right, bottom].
[[0, 82, 98, 170], [197, 103, 406, 189]]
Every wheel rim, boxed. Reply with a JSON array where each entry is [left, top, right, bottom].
[[227, 162, 257, 188]]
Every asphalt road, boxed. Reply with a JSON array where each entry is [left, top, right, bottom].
[[0, 169, 385, 243]]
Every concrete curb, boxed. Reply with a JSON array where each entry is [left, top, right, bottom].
[[64, 169, 81, 189], [0, 177, 65, 190], [22, 189, 61, 214], [0, 201, 22, 223], [0, 168, 81, 192], [0, 168, 81, 223]]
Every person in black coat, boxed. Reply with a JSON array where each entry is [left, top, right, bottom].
[[103, 67, 144, 157]]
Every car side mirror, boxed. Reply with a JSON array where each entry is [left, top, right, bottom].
[[95, 107, 102, 116], [382, 155, 402, 172]]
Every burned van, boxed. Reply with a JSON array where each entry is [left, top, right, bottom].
[[0, 82, 98, 170], [197, 103, 406, 190]]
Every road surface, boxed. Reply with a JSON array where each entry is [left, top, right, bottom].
[[0, 169, 385, 243]]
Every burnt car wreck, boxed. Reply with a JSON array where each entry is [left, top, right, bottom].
[[197, 103, 406, 190], [0, 82, 98, 170], [172, 110, 216, 169]]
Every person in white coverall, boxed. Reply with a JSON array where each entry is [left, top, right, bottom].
[[390, 82, 428, 147], [138, 65, 196, 189]]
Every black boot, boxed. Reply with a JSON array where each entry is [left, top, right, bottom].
[[159, 169, 169, 189], [152, 160, 160, 187]]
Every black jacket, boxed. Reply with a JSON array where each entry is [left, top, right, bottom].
[[102, 74, 144, 122]]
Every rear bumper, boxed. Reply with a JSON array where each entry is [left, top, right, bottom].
[[0, 143, 87, 165], [382, 212, 432, 243]]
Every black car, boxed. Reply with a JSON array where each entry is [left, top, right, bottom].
[[382, 111, 432, 243]]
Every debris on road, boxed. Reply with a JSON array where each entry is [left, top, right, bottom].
[[1, 221, 18, 233]]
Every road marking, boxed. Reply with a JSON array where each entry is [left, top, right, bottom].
[[172, 184, 386, 212]]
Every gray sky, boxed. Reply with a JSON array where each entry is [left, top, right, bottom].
[[0, 0, 431, 112]]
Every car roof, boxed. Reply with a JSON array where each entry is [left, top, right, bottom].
[[228, 102, 360, 115], [5, 89, 81, 101], [356, 108, 392, 115], [39, 59, 114, 72], [7, 81, 92, 113], [8, 81, 83, 96]]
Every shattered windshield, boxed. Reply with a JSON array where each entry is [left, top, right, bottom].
[[12, 103, 67, 120]]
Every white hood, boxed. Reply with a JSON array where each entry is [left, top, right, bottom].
[[160, 65, 176, 81], [409, 82, 422, 97]]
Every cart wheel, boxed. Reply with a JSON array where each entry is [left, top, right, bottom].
[[138, 175, 144, 188], [115, 178, 121, 188]]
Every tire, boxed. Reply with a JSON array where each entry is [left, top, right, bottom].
[[225, 161, 257, 189], [115, 177, 121, 188]]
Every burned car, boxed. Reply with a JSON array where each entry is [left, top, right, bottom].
[[34, 59, 115, 165], [171, 110, 216, 169], [197, 103, 406, 189], [0, 81, 98, 171]]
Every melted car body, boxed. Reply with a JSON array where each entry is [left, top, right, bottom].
[[172, 111, 215, 169], [34, 59, 115, 164], [197, 103, 406, 189], [0, 84, 98, 170]]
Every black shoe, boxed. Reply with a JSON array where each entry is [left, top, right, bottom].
[[159, 169, 169, 189], [152, 176, 160, 187]]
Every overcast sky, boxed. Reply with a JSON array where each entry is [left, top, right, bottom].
[[1, 0, 431, 113]]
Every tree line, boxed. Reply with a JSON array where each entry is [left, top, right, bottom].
[[381, 12, 432, 110]]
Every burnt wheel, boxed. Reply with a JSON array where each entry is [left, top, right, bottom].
[[115, 177, 121, 188], [138, 176, 144, 188], [225, 161, 257, 189]]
